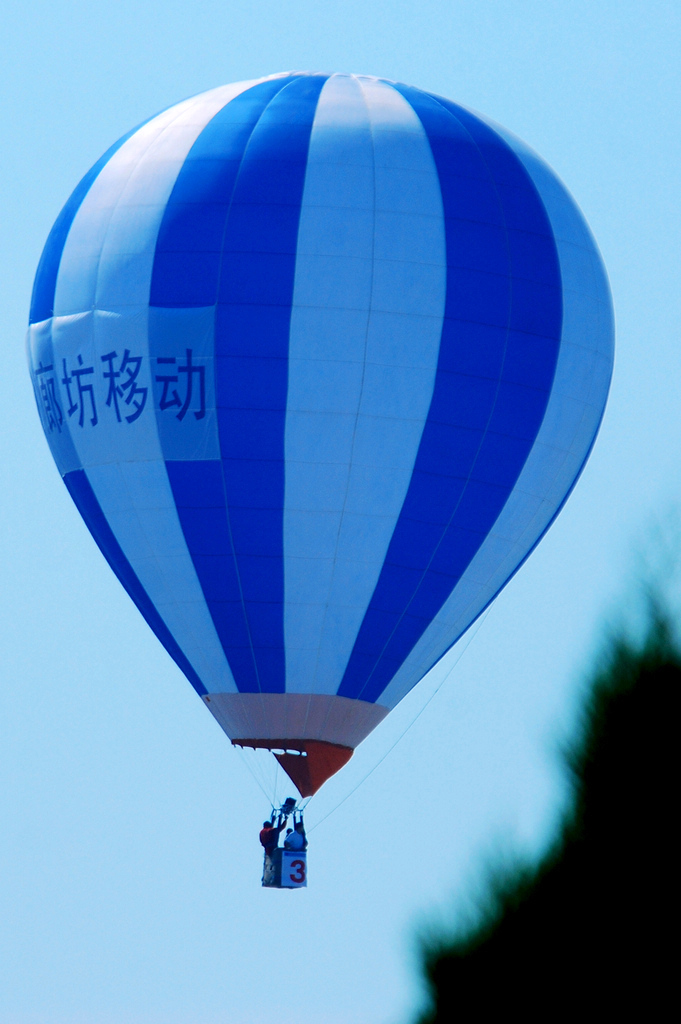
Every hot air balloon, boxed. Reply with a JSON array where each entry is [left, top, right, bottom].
[[27, 72, 614, 800]]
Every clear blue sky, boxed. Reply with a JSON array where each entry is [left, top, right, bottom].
[[1, 3, 679, 1022]]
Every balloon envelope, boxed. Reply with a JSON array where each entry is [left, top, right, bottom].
[[27, 73, 613, 796]]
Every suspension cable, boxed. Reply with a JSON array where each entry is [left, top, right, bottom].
[[307, 610, 490, 834], [234, 745, 276, 805]]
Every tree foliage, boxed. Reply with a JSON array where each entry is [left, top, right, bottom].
[[417, 601, 677, 1019]]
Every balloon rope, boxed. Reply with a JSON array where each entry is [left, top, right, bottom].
[[234, 745, 276, 805], [307, 610, 490, 834], [272, 757, 282, 809], [234, 743, 291, 813]]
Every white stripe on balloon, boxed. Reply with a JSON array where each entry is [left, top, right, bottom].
[[283, 74, 447, 695], [50, 81, 273, 694]]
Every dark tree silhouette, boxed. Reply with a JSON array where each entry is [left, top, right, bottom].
[[417, 603, 677, 1020]]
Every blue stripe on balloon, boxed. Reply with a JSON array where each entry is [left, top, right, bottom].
[[151, 75, 306, 695], [150, 77, 298, 308], [213, 74, 328, 693], [338, 84, 562, 704], [63, 468, 207, 696], [29, 123, 145, 325], [165, 459, 259, 686], [156, 74, 328, 693]]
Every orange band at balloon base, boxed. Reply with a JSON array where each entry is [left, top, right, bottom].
[[233, 739, 353, 797]]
